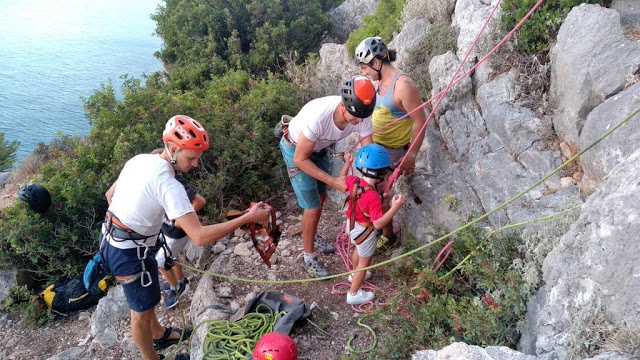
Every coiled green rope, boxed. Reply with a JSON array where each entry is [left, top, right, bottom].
[[201, 304, 285, 360]]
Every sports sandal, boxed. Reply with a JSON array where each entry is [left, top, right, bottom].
[[153, 327, 192, 350]]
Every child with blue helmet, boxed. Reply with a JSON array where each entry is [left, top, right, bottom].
[[339, 144, 406, 305]]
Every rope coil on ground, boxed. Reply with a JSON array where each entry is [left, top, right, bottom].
[[201, 304, 284, 360]]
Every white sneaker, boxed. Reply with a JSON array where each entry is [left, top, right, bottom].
[[347, 270, 372, 282], [346, 289, 375, 305]]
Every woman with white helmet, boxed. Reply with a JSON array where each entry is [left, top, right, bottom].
[[355, 36, 427, 253]]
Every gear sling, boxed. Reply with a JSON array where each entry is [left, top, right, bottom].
[[101, 211, 174, 287], [345, 180, 378, 244]]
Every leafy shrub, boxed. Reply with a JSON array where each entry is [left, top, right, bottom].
[[370, 222, 528, 359], [2, 285, 54, 328], [404, 24, 457, 99], [0, 71, 301, 282], [345, 0, 407, 55], [152, 0, 336, 87], [501, 0, 613, 53], [0, 131, 19, 172]]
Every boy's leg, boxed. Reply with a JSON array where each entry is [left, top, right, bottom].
[[158, 265, 183, 288], [349, 252, 371, 295]]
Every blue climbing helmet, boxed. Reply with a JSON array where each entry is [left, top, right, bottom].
[[355, 144, 392, 180]]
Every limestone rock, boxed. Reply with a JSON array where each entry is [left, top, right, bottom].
[[519, 148, 640, 357], [329, 0, 379, 42], [551, 4, 640, 144], [579, 81, 640, 194], [388, 18, 431, 69], [413, 342, 537, 359]]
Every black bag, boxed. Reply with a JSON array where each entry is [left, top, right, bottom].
[[40, 277, 110, 317]]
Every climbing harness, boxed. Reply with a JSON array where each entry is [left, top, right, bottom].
[[102, 211, 159, 287], [226, 204, 283, 268], [344, 180, 378, 245]]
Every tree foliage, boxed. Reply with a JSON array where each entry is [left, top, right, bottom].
[[501, 0, 613, 53], [345, 0, 406, 55], [0, 72, 300, 281], [0, 132, 19, 172], [152, 0, 336, 88]]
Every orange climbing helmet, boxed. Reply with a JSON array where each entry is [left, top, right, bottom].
[[162, 115, 209, 151], [341, 75, 376, 118], [253, 332, 298, 360]]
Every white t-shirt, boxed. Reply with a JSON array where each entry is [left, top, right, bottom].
[[287, 96, 373, 152], [108, 154, 194, 244]]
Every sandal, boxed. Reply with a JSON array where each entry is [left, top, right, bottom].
[[153, 327, 192, 350]]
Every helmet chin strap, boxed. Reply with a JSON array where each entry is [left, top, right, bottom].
[[367, 60, 383, 84], [164, 143, 180, 166]]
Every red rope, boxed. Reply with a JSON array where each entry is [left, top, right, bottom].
[[342, 0, 546, 194]]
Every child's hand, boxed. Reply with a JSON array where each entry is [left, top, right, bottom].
[[391, 194, 405, 208], [343, 152, 353, 164]]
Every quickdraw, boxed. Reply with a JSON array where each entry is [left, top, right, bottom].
[[226, 203, 282, 268]]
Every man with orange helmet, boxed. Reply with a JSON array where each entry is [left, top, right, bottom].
[[253, 332, 298, 360], [279, 76, 376, 278], [103, 115, 271, 360]]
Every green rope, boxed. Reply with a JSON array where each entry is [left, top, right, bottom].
[[347, 315, 377, 355], [201, 304, 284, 360], [178, 106, 640, 286], [440, 204, 583, 279]]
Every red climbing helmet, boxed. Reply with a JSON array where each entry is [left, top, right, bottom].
[[341, 75, 376, 118], [253, 332, 298, 360], [162, 115, 209, 151]]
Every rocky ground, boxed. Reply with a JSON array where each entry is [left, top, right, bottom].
[[0, 191, 406, 360]]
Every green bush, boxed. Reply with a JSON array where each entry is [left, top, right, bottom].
[[152, 0, 336, 88], [501, 0, 612, 53], [369, 222, 528, 358], [345, 0, 407, 56], [0, 71, 301, 282], [0, 131, 19, 171], [2, 285, 54, 328], [404, 24, 458, 99]]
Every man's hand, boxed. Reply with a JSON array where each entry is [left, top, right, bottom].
[[343, 152, 353, 164], [400, 154, 416, 175], [245, 202, 271, 223], [333, 175, 348, 193]]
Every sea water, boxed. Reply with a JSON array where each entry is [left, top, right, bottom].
[[0, 0, 163, 163]]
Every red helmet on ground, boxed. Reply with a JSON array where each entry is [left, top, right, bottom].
[[253, 332, 298, 360], [162, 115, 209, 151]]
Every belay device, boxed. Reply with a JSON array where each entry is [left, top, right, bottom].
[[227, 203, 283, 268]]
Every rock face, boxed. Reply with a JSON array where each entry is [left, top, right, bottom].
[[612, 0, 640, 24], [453, 0, 501, 61], [550, 4, 640, 144], [579, 81, 640, 194], [519, 148, 640, 358], [329, 0, 379, 42], [403, 0, 456, 24], [388, 18, 432, 69], [0, 270, 16, 308], [317, 43, 360, 96], [90, 286, 129, 337], [413, 342, 537, 360]]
